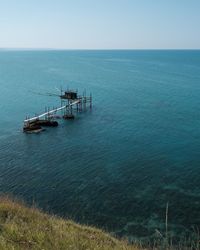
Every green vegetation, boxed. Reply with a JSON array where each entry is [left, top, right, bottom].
[[0, 197, 141, 250]]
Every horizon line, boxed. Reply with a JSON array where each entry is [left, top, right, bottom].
[[0, 48, 200, 51]]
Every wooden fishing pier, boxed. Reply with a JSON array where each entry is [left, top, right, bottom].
[[23, 88, 92, 133]]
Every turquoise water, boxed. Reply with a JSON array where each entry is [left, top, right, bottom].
[[0, 50, 200, 241]]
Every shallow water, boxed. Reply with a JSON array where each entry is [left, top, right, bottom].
[[0, 50, 200, 240]]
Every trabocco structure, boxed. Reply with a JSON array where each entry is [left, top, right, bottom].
[[23, 88, 92, 133]]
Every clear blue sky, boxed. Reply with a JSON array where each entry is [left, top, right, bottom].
[[0, 0, 199, 49]]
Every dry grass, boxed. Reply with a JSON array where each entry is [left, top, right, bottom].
[[0, 196, 199, 250], [0, 196, 142, 250]]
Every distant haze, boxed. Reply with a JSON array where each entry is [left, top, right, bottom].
[[0, 0, 200, 49]]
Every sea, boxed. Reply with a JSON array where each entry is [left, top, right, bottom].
[[0, 50, 200, 242]]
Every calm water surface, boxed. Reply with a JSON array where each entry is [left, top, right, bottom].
[[0, 50, 200, 241]]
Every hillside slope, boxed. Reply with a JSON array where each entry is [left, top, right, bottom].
[[0, 197, 141, 250]]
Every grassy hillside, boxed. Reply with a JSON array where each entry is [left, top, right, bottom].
[[0, 197, 142, 250]]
